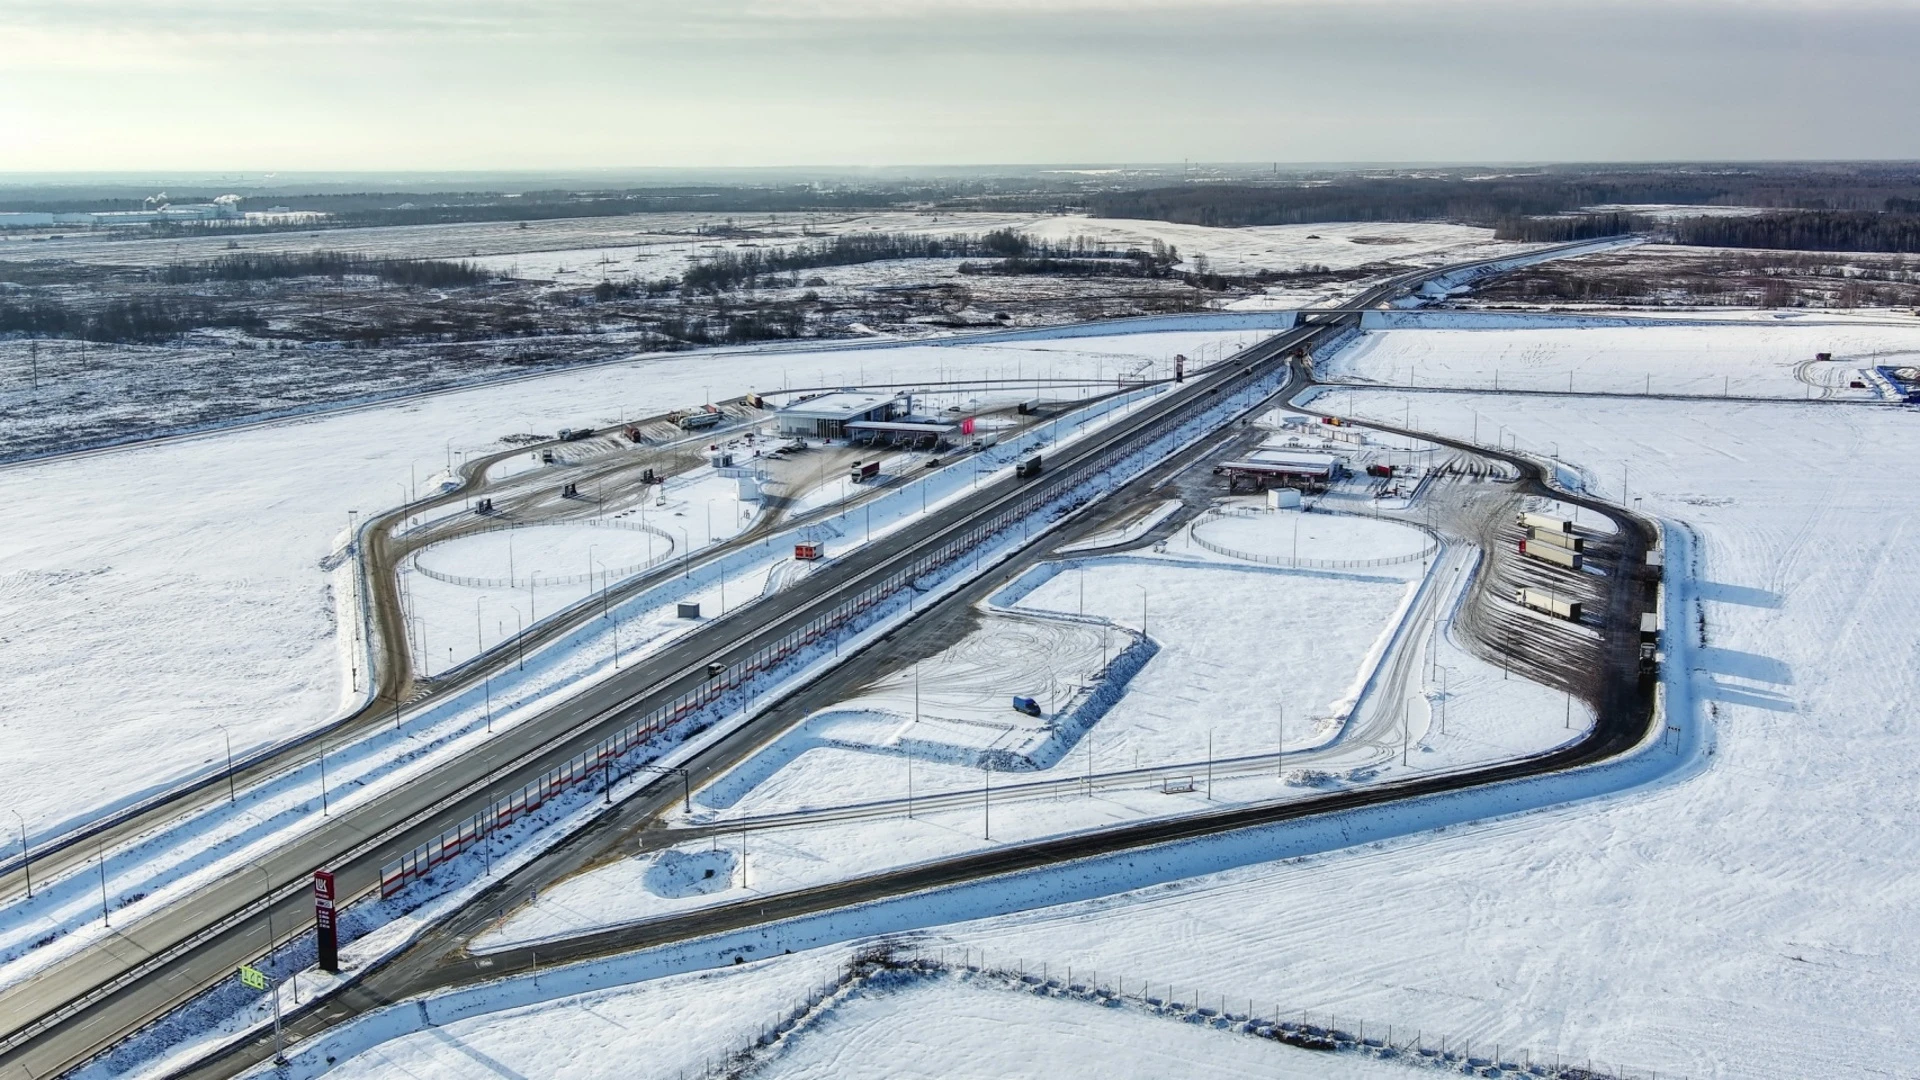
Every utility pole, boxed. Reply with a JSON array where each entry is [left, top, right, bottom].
[[318, 753, 328, 816], [983, 761, 992, 840], [11, 811, 29, 898], [218, 725, 236, 804]]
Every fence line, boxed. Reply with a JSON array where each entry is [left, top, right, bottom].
[[409, 519, 678, 589], [1188, 506, 1440, 569], [701, 948, 1685, 1080]]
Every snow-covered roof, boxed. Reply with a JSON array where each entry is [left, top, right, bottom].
[[776, 392, 895, 421], [846, 420, 957, 434], [1247, 449, 1341, 470]]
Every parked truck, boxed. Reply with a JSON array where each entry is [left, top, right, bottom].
[[1516, 587, 1581, 621], [1526, 526, 1586, 552], [1366, 463, 1395, 479], [677, 409, 722, 430], [1519, 538, 1583, 570], [557, 426, 595, 442], [794, 542, 823, 562], [1518, 511, 1574, 533]]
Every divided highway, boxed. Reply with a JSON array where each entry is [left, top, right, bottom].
[[0, 242, 1616, 1079]]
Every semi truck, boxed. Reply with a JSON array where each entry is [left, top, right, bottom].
[[1526, 526, 1586, 552], [1518, 511, 1573, 533], [1016, 456, 1043, 479], [1519, 539, 1583, 570], [850, 461, 881, 483], [677, 409, 722, 430], [1516, 587, 1581, 621]]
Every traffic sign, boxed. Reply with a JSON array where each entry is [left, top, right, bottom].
[[238, 965, 267, 991]]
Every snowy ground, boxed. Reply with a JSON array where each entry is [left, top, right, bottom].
[[478, 502, 1591, 952], [750, 973, 1422, 1080], [205, 313, 1920, 1080], [1325, 314, 1920, 400], [917, 388, 1920, 1080], [0, 324, 1270, 842], [322, 949, 850, 1080]]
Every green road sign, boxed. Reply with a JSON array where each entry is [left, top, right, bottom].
[[238, 965, 267, 991]]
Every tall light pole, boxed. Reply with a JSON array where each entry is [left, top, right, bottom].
[[251, 861, 289, 1063], [216, 725, 237, 804], [983, 760, 992, 840], [10, 811, 29, 898]]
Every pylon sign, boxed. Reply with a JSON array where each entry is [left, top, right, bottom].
[[314, 870, 338, 972]]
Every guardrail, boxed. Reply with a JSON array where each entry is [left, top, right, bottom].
[[1187, 507, 1439, 570]]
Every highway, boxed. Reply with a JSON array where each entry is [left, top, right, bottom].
[[174, 395, 1654, 1080], [0, 274, 1363, 1080], [0, 242, 1614, 1079], [152, 241, 1654, 1080]]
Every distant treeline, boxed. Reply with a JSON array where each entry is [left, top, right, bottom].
[[159, 251, 493, 287], [1498, 209, 1920, 253], [1666, 212, 1920, 254], [680, 230, 1170, 291], [1089, 167, 1920, 229], [0, 298, 263, 343], [1493, 213, 1648, 243]]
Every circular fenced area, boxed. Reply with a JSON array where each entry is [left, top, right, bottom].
[[1188, 507, 1437, 570], [411, 519, 675, 588]]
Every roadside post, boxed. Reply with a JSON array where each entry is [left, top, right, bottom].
[[238, 964, 287, 1064]]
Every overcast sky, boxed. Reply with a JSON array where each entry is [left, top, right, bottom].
[[5, 0, 1918, 170]]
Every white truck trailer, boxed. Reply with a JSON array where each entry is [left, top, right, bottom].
[[1516, 587, 1582, 621], [1519, 538, 1584, 570]]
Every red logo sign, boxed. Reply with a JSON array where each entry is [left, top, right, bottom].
[[961, 417, 975, 436], [314, 870, 335, 902]]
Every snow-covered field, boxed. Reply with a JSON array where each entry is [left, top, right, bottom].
[[751, 974, 1420, 1080], [477, 500, 1592, 953], [322, 949, 849, 1080], [923, 389, 1920, 1080], [1327, 314, 1920, 400], [0, 326, 1270, 840], [300, 310, 1920, 1080], [460, 216, 1513, 285], [3, 211, 1507, 283]]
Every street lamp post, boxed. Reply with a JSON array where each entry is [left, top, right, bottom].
[[10, 811, 29, 898], [251, 862, 289, 1064], [216, 725, 237, 804]]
